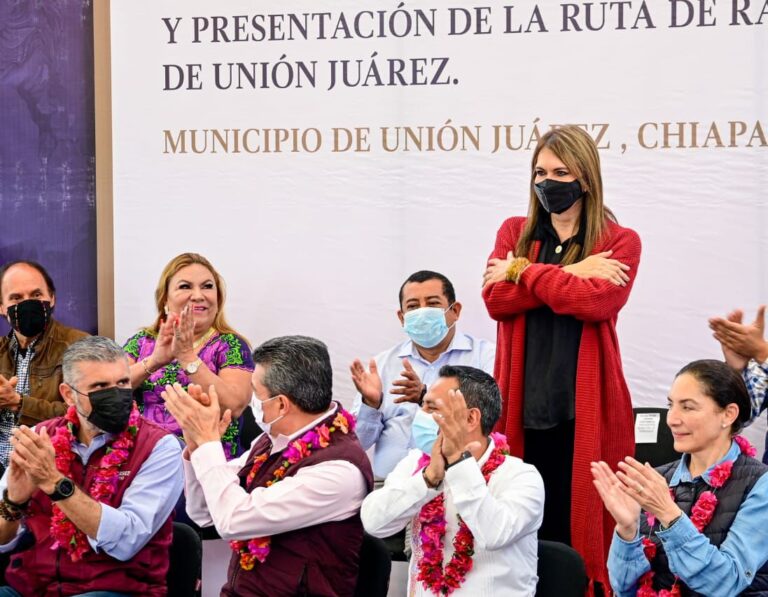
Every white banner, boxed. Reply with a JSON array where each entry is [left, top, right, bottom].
[[110, 0, 768, 446]]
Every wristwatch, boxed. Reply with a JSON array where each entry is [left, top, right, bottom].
[[47, 477, 75, 502], [183, 358, 202, 375], [445, 450, 473, 470]]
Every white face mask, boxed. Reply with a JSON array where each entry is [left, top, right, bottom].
[[250, 393, 283, 437]]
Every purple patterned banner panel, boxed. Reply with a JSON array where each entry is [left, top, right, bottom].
[[0, 0, 97, 334]]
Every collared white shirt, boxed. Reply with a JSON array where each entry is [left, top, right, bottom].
[[353, 331, 495, 478], [183, 403, 368, 540], [361, 438, 544, 596]]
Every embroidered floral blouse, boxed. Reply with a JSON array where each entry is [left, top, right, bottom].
[[123, 330, 254, 459]]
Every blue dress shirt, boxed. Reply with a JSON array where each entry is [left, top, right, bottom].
[[353, 330, 495, 479], [608, 440, 768, 596], [0, 431, 183, 561]]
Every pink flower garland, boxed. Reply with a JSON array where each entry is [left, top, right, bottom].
[[49, 403, 141, 562], [230, 409, 355, 571], [415, 432, 510, 596], [638, 435, 755, 596]]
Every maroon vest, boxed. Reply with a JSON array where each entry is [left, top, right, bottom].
[[6, 416, 173, 597], [223, 407, 374, 597]]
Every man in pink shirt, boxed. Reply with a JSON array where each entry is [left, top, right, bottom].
[[163, 335, 373, 597]]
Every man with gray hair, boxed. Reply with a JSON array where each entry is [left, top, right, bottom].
[[0, 336, 183, 597], [362, 365, 545, 596], [164, 335, 373, 596]]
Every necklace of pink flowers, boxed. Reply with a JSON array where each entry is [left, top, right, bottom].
[[413, 431, 509, 596], [637, 435, 756, 597], [230, 408, 355, 571], [48, 403, 141, 562]]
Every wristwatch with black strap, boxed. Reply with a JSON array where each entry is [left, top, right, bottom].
[[46, 477, 76, 501], [445, 450, 473, 470]]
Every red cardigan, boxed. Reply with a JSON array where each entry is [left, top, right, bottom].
[[483, 216, 641, 591]]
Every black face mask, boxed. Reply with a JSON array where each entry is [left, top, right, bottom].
[[6, 299, 52, 338], [534, 179, 585, 214], [85, 387, 134, 434]]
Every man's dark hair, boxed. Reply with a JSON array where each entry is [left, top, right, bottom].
[[0, 260, 56, 299], [676, 359, 751, 435], [398, 270, 456, 308], [251, 335, 332, 414], [438, 365, 501, 435]]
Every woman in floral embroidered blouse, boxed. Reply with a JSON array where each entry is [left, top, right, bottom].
[[123, 253, 253, 458]]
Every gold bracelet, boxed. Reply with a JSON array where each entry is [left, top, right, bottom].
[[141, 357, 155, 375], [505, 257, 531, 284]]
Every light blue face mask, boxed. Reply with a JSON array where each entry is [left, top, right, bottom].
[[412, 409, 440, 454], [403, 305, 455, 349]]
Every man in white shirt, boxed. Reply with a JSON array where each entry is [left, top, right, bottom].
[[361, 365, 544, 596], [164, 335, 373, 597], [351, 270, 495, 480]]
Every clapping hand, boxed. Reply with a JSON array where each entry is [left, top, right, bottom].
[[391, 359, 425, 405], [709, 305, 768, 368], [350, 359, 383, 409], [592, 457, 681, 541], [147, 315, 175, 370], [423, 432, 446, 488], [5, 457, 36, 505], [9, 426, 60, 494], [616, 457, 681, 527], [592, 460, 641, 540], [431, 389, 482, 464], [172, 304, 197, 364], [163, 383, 231, 452], [0, 375, 20, 409]]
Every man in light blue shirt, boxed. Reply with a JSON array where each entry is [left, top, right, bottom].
[[0, 336, 182, 597], [351, 270, 495, 480]]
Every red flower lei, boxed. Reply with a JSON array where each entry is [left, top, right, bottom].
[[637, 436, 755, 596], [414, 432, 510, 596], [48, 403, 141, 562], [230, 409, 355, 571]]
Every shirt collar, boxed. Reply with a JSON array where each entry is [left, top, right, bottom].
[[477, 435, 496, 467], [396, 330, 472, 360], [268, 401, 339, 455], [8, 332, 39, 360], [71, 431, 116, 463], [668, 440, 741, 487], [533, 213, 587, 247]]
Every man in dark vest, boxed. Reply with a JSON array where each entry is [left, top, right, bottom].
[[164, 335, 374, 597], [0, 260, 89, 475], [0, 336, 183, 597]]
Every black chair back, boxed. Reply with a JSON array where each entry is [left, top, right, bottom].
[[353, 533, 391, 597], [633, 407, 679, 467], [239, 406, 263, 451], [168, 521, 202, 597], [536, 540, 587, 597]]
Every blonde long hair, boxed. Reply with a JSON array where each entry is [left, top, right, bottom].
[[147, 253, 239, 337], [516, 125, 616, 265]]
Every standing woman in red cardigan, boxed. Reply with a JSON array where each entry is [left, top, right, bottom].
[[482, 125, 641, 592]]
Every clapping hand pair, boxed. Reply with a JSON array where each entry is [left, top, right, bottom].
[[591, 457, 681, 541]]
